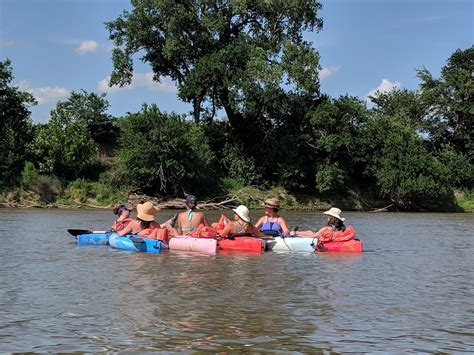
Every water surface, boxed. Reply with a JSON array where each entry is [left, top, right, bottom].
[[0, 209, 473, 352]]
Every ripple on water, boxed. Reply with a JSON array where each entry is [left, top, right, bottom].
[[0, 209, 473, 352]]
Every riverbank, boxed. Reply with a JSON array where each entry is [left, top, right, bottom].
[[1, 186, 472, 212]]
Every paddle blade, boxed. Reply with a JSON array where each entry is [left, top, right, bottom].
[[67, 229, 93, 237]]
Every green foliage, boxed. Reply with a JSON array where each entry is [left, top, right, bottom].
[[361, 115, 455, 209], [117, 104, 216, 195], [222, 143, 262, 186], [456, 190, 474, 212], [31, 91, 101, 180], [35, 175, 63, 203], [65, 178, 126, 205], [417, 46, 474, 161], [315, 164, 345, 193], [21, 162, 39, 189], [106, 0, 323, 123], [0, 59, 36, 187]]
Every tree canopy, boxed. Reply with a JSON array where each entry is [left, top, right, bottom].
[[106, 0, 323, 124], [0, 59, 36, 187]]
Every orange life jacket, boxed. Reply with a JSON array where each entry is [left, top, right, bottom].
[[112, 218, 133, 232], [318, 225, 356, 243]]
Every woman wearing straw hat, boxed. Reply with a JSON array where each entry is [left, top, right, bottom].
[[219, 205, 267, 238], [290, 207, 349, 242], [117, 201, 163, 237], [254, 197, 290, 236]]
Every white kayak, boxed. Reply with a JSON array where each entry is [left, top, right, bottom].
[[272, 236, 318, 252]]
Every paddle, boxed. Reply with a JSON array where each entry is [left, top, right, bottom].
[[67, 229, 110, 237], [67, 229, 93, 237]]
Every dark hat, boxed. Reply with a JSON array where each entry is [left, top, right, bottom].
[[113, 204, 131, 215]]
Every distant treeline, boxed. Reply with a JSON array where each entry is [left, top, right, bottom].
[[1, 0, 472, 211], [1, 47, 472, 211]]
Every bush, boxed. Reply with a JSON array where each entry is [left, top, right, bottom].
[[222, 143, 263, 186], [315, 164, 345, 193], [117, 104, 217, 195], [21, 162, 39, 189]]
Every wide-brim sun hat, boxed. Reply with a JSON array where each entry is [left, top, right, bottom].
[[232, 205, 251, 223], [263, 197, 280, 209], [323, 207, 345, 221], [137, 201, 160, 222]]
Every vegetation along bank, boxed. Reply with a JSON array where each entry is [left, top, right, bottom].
[[1, 2, 472, 212]]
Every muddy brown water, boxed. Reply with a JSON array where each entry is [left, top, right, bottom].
[[0, 209, 473, 352]]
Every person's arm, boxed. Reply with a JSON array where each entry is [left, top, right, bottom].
[[292, 229, 317, 238], [201, 212, 210, 227], [254, 216, 265, 230], [219, 222, 235, 238], [117, 221, 135, 236], [250, 225, 268, 239], [278, 216, 290, 235]]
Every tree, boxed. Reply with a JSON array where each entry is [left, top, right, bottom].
[[117, 104, 216, 195], [360, 115, 456, 210], [32, 91, 100, 180], [304, 95, 369, 192], [0, 59, 36, 187], [106, 0, 323, 124], [53, 90, 120, 153], [417, 46, 474, 162]]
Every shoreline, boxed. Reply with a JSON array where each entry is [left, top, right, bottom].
[[1, 187, 472, 213]]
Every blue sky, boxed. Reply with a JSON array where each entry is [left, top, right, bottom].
[[1, 0, 472, 123]]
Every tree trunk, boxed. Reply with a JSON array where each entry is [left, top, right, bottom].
[[193, 97, 202, 124]]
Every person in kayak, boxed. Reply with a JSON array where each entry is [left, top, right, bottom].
[[254, 197, 290, 236], [111, 204, 133, 232], [290, 207, 355, 242], [219, 205, 267, 238], [171, 195, 209, 235], [116, 201, 164, 238]]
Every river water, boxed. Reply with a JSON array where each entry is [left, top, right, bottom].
[[0, 209, 473, 352]]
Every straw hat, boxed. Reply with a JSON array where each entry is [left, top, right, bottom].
[[323, 207, 345, 221], [232, 205, 251, 223], [263, 197, 280, 209], [137, 201, 160, 222]]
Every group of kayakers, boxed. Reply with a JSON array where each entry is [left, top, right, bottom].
[[111, 196, 355, 244]]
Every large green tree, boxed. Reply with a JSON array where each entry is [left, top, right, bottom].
[[106, 0, 323, 125], [0, 59, 36, 187]]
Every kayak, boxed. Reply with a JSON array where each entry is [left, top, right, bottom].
[[169, 235, 269, 253], [319, 239, 363, 253], [108, 233, 168, 253], [77, 232, 112, 246], [273, 236, 318, 252], [169, 236, 218, 254], [218, 237, 265, 253], [273, 236, 363, 253]]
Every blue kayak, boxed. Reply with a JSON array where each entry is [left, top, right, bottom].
[[108, 233, 168, 253], [77, 232, 112, 246]]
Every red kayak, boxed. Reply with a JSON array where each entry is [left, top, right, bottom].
[[218, 237, 265, 253], [317, 239, 363, 253]]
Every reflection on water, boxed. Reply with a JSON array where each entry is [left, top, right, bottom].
[[0, 209, 473, 352]]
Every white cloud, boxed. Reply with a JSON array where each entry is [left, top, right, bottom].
[[366, 79, 400, 101], [97, 72, 177, 93], [318, 65, 341, 80], [0, 40, 16, 47], [17, 80, 69, 104], [74, 40, 99, 55]]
